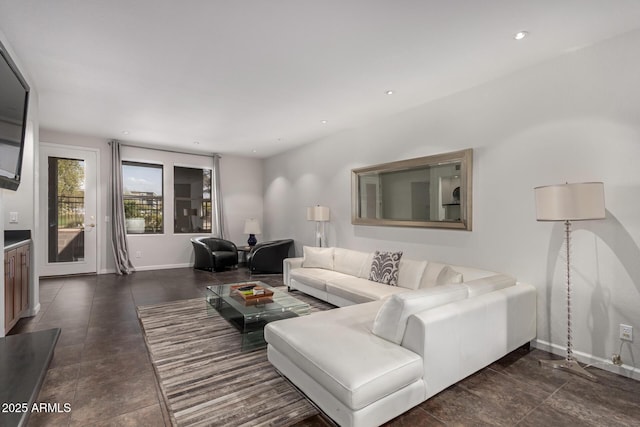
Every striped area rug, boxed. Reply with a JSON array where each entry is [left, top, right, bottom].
[[137, 291, 333, 427]]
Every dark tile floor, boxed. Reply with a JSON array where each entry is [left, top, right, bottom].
[[9, 268, 640, 426]]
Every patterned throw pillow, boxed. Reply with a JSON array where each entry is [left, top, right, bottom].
[[369, 251, 403, 286]]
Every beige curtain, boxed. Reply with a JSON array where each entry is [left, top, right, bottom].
[[211, 154, 225, 238], [110, 140, 135, 274]]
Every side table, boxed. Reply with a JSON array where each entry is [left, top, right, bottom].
[[237, 246, 252, 266]]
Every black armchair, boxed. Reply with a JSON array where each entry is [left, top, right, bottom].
[[246, 239, 294, 274], [191, 237, 238, 272]]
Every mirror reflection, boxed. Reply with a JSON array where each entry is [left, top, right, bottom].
[[351, 149, 472, 230]]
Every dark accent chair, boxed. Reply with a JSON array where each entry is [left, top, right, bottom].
[[246, 239, 294, 274], [191, 237, 238, 272]]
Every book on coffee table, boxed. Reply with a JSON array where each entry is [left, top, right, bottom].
[[230, 283, 274, 303]]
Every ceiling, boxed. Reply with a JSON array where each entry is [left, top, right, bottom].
[[1, 1, 640, 158]]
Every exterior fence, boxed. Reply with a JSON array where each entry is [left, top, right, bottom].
[[58, 194, 208, 235], [58, 195, 85, 228], [124, 194, 164, 233]]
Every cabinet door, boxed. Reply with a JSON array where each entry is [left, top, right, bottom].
[[13, 249, 22, 319], [20, 246, 29, 312], [5, 250, 14, 328]]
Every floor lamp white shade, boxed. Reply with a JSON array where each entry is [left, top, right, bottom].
[[534, 182, 605, 381], [535, 182, 605, 221], [307, 205, 330, 247]]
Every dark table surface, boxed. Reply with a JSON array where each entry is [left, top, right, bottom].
[[4, 230, 31, 249], [0, 328, 61, 427]]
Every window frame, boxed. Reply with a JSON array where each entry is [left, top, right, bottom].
[[121, 160, 165, 235], [173, 165, 213, 234]]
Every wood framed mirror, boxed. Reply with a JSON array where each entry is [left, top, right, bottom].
[[351, 148, 472, 230]]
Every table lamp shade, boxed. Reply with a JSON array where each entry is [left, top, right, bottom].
[[535, 182, 605, 221], [243, 218, 262, 235], [307, 206, 330, 222]]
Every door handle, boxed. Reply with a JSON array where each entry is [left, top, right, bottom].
[[84, 215, 96, 231]]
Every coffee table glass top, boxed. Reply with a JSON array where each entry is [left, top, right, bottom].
[[205, 281, 310, 347]]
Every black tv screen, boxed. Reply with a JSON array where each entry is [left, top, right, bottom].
[[0, 40, 30, 191]]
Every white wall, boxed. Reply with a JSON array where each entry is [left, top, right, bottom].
[[3, 120, 37, 231], [264, 29, 640, 377], [39, 130, 263, 272], [221, 155, 265, 245], [0, 29, 40, 336]]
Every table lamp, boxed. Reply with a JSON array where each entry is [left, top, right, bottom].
[[243, 218, 261, 247], [307, 205, 330, 247]]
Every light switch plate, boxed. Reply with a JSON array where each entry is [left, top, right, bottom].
[[9, 212, 18, 223]]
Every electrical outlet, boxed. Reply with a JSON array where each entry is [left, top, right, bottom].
[[620, 324, 633, 341], [135, 251, 142, 259]]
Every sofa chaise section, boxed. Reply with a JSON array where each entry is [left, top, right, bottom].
[[265, 301, 427, 427], [266, 280, 536, 427]]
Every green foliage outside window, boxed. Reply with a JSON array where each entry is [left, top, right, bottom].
[[56, 158, 85, 228]]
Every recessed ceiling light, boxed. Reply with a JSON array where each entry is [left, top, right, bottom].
[[514, 31, 529, 40], [122, 130, 129, 135], [193, 141, 200, 145], [321, 120, 328, 124], [252, 149, 257, 153], [385, 90, 394, 95]]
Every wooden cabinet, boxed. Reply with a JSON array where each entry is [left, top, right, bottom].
[[20, 245, 30, 313], [4, 242, 30, 334], [4, 251, 12, 331]]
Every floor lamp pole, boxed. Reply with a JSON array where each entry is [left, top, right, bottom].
[[539, 220, 596, 381]]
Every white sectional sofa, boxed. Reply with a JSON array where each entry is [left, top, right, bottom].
[[265, 247, 537, 427], [283, 246, 517, 307]]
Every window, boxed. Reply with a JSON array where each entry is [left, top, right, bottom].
[[48, 157, 85, 262], [174, 166, 212, 233], [122, 161, 163, 234]]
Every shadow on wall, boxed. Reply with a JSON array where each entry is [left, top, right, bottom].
[[543, 210, 640, 364]]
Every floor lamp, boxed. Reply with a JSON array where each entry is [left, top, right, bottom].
[[534, 182, 605, 381], [307, 205, 330, 247]]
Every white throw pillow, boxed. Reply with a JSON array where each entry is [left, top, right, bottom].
[[436, 265, 463, 286], [419, 262, 463, 288], [372, 284, 469, 344], [302, 246, 335, 270], [396, 259, 428, 290], [333, 248, 370, 277], [357, 252, 375, 279]]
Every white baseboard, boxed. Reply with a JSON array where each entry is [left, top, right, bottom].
[[132, 262, 192, 272], [25, 303, 41, 317], [533, 339, 640, 381], [99, 263, 192, 274]]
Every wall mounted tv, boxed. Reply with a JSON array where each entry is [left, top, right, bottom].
[[0, 40, 30, 191]]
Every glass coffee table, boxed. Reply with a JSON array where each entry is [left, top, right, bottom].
[[206, 281, 310, 351]]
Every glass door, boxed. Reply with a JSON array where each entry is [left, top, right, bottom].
[[39, 144, 97, 276]]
